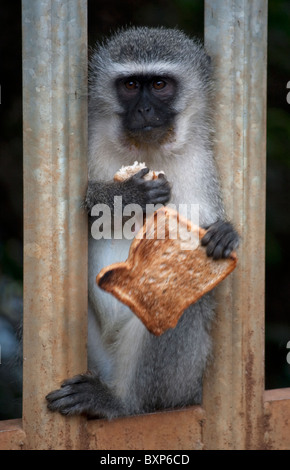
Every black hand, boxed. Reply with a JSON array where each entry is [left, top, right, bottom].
[[84, 168, 171, 214], [123, 168, 171, 211], [201, 220, 239, 260]]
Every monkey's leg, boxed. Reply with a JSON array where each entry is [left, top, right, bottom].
[[46, 373, 127, 419]]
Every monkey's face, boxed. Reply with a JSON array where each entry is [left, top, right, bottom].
[[115, 74, 178, 145]]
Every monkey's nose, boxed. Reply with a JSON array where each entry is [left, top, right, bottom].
[[138, 106, 152, 115]]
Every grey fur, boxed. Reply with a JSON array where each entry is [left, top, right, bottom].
[[46, 27, 239, 419]]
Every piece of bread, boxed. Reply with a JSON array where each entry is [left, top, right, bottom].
[[96, 206, 237, 336], [113, 161, 164, 182]]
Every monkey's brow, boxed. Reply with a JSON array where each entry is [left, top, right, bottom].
[[118, 73, 172, 83]]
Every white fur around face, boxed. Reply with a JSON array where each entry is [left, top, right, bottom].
[[88, 109, 222, 228]]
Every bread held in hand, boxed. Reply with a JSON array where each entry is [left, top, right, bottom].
[[96, 206, 237, 336]]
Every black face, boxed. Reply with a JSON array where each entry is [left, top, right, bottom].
[[116, 74, 178, 144]]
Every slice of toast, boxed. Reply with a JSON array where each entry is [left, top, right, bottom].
[[96, 206, 237, 336]]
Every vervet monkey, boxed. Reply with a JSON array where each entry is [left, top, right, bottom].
[[46, 27, 239, 418]]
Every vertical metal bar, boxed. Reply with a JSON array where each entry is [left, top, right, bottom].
[[203, 0, 267, 449], [22, 0, 88, 449]]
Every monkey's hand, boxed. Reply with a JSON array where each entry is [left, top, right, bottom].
[[46, 373, 126, 419], [201, 220, 239, 260], [84, 168, 171, 213], [123, 168, 171, 211]]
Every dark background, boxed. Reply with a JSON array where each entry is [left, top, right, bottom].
[[0, 0, 289, 419]]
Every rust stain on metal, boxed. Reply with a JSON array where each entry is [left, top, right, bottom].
[[263, 389, 290, 450], [0, 420, 26, 450], [87, 406, 205, 450], [263, 402, 274, 450], [244, 348, 254, 449]]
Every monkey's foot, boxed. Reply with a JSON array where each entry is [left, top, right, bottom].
[[46, 373, 125, 419]]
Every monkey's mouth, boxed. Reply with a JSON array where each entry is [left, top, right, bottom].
[[129, 123, 162, 132], [141, 125, 154, 131], [126, 123, 173, 144]]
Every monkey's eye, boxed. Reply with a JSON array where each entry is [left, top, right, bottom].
[[124, 80, 139, 90], [152, 80, 166, 90]]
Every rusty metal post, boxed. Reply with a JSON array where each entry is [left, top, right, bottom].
[[203, 1, 267, 449], [22, 0, 88, 449]]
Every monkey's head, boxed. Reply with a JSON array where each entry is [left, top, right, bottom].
[[89, 27, 213, 149]]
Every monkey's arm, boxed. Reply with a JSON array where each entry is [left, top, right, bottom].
[[201, 220, 240, 260], [85, 168, 171, 213]]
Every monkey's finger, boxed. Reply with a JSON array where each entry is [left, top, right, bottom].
[[154, 196, 171, 205], [147, 192, 171, 205], [147, 187, 171, 197], [133, 168, 150, 180], [144, 177, 171, 190], [201, 221, 234, 245]]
